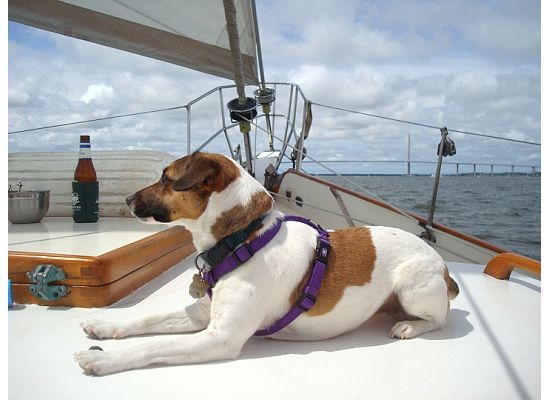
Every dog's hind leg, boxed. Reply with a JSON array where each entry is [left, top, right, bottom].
[[389, 262, 449, 339], [81, 297, 211, 339]]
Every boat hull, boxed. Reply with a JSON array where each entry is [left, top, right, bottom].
[[274, 170, 506, 264]]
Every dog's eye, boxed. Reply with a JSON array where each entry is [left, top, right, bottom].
[[160, 174, 172, 185]]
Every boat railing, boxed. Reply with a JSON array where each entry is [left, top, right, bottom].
[[183, 81, 540, 178], [182, 82, 424, 228], [183, 82, 311, 175], [182, 82, 409, 208], [484, 253, 541, 280]]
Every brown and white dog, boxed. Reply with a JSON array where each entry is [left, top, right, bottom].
[[75, 151, 459, 376]]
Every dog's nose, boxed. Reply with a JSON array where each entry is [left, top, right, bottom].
[[125, 193, 136, 207]]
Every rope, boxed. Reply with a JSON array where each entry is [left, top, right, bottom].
[[7, 106, 186, 135], [312, 102, 541, 147], [250, 0, 266, 90]]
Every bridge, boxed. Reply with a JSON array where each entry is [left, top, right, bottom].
[[301, 160, 541, 176]]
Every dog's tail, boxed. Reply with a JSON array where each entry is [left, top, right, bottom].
[[445, 267, 459, 300]]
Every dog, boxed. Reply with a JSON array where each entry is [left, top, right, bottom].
[[74, 151, 459, 376]]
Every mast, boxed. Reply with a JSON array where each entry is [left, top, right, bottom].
[[223, 0, 257, 175], [223, 0, 247, 103]]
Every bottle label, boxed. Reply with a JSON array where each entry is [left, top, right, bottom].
[[79, 144, 92, 159], [72, 181, 99, 223]]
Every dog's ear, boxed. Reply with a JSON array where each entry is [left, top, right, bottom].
[[172, 155, 221, 192]]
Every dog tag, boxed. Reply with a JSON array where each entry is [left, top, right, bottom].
[[189, 273, 209, 298]]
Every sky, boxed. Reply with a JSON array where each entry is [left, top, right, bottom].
[[6, 0, 543, 175]]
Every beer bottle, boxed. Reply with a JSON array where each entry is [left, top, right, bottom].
[[72, 135, 99, 222]]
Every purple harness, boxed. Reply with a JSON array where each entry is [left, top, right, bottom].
[[197, 215, 330, 336]]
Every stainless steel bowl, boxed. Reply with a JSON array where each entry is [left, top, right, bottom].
[[8, 190, 50, 224]]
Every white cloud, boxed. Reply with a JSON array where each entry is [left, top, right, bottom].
[[8, 88, 31, 106], [80, 84, 114, 104]]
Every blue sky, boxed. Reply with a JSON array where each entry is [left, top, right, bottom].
[[6, 0, 542, 175]]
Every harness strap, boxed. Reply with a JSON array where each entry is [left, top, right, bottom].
[[198, 215, 330, 336], [255, 232, 330, 336]]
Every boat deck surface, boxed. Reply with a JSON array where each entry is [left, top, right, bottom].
[[8, 218, 541, 400]]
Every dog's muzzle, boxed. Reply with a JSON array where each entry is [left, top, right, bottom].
[[125, 193, 172, 223], [125, 193, 136, 211]]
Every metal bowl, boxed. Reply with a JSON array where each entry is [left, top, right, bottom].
[[8, 190, 50, 224]]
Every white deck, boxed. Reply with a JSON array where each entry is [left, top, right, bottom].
[[8, 218, 541, 400]]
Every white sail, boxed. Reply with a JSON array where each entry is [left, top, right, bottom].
[[8, 0, 258, 84]]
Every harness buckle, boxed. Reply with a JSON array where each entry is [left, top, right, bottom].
[[195, 252, 213, 272], [232, 242, 254, 264], [298, 292, 317, 311], [298, 284, 319, 311], [316, 236, 330, 263]]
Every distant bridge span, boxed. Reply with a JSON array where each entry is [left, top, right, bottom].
[[301, 160, 541, 175]]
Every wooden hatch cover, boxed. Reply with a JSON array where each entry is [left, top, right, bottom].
[[8, 225, 195, 308]]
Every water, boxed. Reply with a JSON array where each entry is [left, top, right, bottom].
[[323, 175, 541, 261]]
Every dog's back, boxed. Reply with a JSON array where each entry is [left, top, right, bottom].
[[268, 224, 457, 341]]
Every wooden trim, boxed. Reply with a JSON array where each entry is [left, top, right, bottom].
[[8, 226, 197, 307], [9, 253, 99, 285], [484, 252, 541, 280], [281, 170, 509, 255], [11, 240, 195, 308]]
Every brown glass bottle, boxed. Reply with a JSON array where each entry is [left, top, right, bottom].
[[72, 135, 99, 222], [74, 135, 97, 181]]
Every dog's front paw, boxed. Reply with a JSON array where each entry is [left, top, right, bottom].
[[81, 319, 127, 339], [74, 348, 123, 376]]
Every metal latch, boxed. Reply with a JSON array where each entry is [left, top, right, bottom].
[[26, 264, 68, 301]]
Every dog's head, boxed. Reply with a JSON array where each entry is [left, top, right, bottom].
[[126, 152, 274, 248]]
